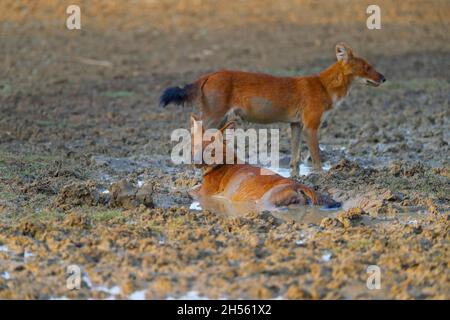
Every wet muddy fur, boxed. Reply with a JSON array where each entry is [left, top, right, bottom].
[[189, 117, 341, 211]]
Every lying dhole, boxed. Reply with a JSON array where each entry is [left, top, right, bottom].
[[188, 115, 341, 211]]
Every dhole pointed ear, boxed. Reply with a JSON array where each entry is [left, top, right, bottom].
[[190, 114, 201, 131], [335, 42, 353, 62], [220, 120, 236, 133]]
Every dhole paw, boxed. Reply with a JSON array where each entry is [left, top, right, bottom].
[[322, 200, 342, 210]]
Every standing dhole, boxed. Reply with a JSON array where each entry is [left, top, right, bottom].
[[160, 43, 386, 176], [188, 115, 341, 210]]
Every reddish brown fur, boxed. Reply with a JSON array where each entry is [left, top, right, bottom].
[[189, 116, 339, 210], [165, 43, 385, 176]]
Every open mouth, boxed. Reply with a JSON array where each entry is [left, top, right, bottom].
[[365, 79, 380, 87]]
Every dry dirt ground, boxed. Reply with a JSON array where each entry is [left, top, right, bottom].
[[0, 0, 449, 299]]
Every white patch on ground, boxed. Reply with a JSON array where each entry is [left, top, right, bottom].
[[268, 162, 331, 178], [1, 272, 11, 280], [24, 249, 33, 259], [128, 290, 146, 300], [190, 201, 202, 211], [50, 296, 69, 300], [321, 251, 332, 262], [82, 272, 123, 298]]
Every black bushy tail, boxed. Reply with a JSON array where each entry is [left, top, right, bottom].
[[159, 83, 196, 107]]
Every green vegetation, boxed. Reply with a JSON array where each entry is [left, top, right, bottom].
[[0, 152, 61, 180], [0, 82, 12, 97], [89, 208, 123, 223], [100, 90, 135, 98], [0, 185, 15, 201]]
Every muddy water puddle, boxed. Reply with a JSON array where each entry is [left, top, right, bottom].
[[190, 197, 340, 224], [272, 204, 427, 227], [188, 160, 334, 223], [268, 162, 332, 178], [89, 154, 334, 211], [190, 193, 429, 228]]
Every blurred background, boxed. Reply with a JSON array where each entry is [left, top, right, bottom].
[[1, 0, 449, 95]]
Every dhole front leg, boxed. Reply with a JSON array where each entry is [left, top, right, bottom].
[[304, 127, 322, 171], [289, 122, 302, 177]]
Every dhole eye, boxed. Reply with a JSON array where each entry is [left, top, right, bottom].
[[364, 65, 370, 72]]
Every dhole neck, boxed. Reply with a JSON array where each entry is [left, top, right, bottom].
[[202, 153, 240, 177], [202, 164, 223, 176], [318, 61, 354, 107]]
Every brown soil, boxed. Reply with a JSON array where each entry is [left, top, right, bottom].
[[0, 0, 449, 299]]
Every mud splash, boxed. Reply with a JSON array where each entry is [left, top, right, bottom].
[[189, 161, 333, 213], [190, 195, 429, 230]]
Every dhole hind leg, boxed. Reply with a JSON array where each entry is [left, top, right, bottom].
[[289, 122, 302, 177], [202, 113, 229, 129], [199, 98, 230, 129], [304, 127, 322, 171], [270, 189, 307, 207], [268, 185, 310, 207]]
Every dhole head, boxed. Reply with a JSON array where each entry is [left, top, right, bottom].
[[190, 115, 236, 167], [335, 42, 386, 87]]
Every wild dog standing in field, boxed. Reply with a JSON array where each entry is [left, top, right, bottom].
[[188, 115, 341, 211], [160, 43, 386, 176]]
